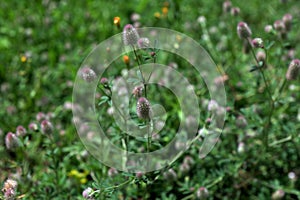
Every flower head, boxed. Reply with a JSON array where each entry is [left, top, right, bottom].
[[41, 120, 53, 134], [237, 22, 252, 39], [137, 37, 150, 49], [282, 14, 292, 31], [2, 179, 18, 200], [123, 24, 139, 46], [80, 67, 97, 82], [286, 59, 300, 80], [136, 97, 151, 119], [113, 16, 120, 28], [5, 132, 21, 151], [16, 125, 27, 137], [251, 38, 264, 48], [196, 187, 209, 199]]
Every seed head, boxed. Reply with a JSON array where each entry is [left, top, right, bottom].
[[237, 22, 252, 39], [136, 97, 151, 119], [41, 120, 53, 134], [5, 132, 21, 151], [123, 24, 139, 46], [286, 59, 300, 80]]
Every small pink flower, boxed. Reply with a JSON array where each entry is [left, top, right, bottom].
[[237, 22, 252, 39]]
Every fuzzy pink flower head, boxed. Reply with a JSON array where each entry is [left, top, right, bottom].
[[264, 25, 273, 33], [251, 38, 264, 48], [82, 187, 93, 199], [136, 97, 151, 119], [286, 59, 300, 80], [274, 20, 286, 32], [16, 125, 27, 137], [28, 122, 38, 131], [237, 22, 252, 39], [41, 120, 53, 134], [231, 7, 240, 16], [223, 0, 232, 13], [80, 67, 97, 82], [5, 132, 21, 150], [282, 14, 293, 31], [123, 24, 139, 46]]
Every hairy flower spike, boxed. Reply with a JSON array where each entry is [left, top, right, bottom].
[[286, 59, 300, 80], [237, 22, 252, 39], [123, 24, 139, 46], [136, 97, 151, 119], [274, 20, 286, 32]]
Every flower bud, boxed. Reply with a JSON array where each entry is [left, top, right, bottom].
[[132, 86, 143, 98], [5, 132, 21, 151], [264, 25, 273, 33], [16, 125, 27, 137], [286, 59, 300, 80], [80, 67, 97, 82], [231, 7, 240, 16], [196, 187, 209, 199], [179, 162, 190, 174], [137, 37, 150, 49], [236, 115, 247, 128], [223, 0, 232, 13], [82, 187, 93, 199], [41, 120, 53, 134], [136, 97, 151, 119], [271, 189, 285, 200], [36, 112, 46, 122], [108, 168, 118, 177], [163, 169, 177, 181], [237, 22, 252, 39], [100, 77, 108, 86], [282, 14, 292, 31], [251, 38, 264, 48], [123, 55, 130, 65], [274, 20, 286, 32], [113, 16, 120, 28], [123, 24, 139, 46], [256, 51, 266, 62]]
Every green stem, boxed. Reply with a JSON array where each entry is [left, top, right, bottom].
[[132, 45, 147, 98], [247, 38, 274, 149], [90, 178, 135, 196]]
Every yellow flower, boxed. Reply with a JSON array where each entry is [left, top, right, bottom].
[[80, 178, 87, 184], [21, 55, 27, 63], [162, 7, 168, 16], [113, 16, 120, 28], [154, 12, 161, 19], [123, 55, 130, 65], [68, 169, 79, 177]]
